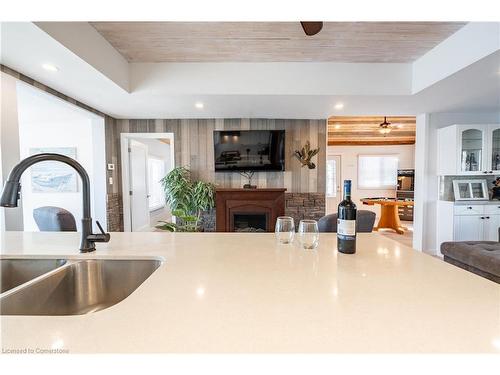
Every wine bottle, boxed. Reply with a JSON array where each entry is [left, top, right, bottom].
[[337, 180, 357, 254]]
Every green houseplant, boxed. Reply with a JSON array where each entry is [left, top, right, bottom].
[[156, 167, 215, 232]]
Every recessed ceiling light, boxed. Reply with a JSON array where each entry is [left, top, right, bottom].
[[334, 124, 341, 129], [195, 102, 204, 109], [334, 102, 344, 110], [42, 63, 58, 72]]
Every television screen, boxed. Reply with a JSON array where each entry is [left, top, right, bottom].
[[214, 130, 285, 172]]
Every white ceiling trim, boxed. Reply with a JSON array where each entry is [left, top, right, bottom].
[[1, 22, 499, 119], [412, 22, 500, 93]]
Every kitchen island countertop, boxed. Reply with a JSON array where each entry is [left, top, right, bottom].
[[1, 231, 499, 353]]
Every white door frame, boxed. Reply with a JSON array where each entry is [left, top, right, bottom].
[[326, 153, 342, 215], [120, 132, 175, 232]]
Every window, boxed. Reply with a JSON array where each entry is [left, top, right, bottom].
[[147, 157, 165, 211], [358, 155, 398, 189], [326, 159, 337, 197]]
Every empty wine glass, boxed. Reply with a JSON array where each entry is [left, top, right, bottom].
[[275, 216, 295, 244], [298, 220, 319, 250]]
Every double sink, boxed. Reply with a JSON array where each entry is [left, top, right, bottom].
[[0, 257, 162, 316]]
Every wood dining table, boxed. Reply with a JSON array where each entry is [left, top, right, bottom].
[[361, 198, 415, 234]]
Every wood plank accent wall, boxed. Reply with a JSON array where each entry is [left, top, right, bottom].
[[328, 116, 416, 145], [106, 118, 327, 196]]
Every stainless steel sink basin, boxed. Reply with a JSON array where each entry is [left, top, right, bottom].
[[1, 258, 66, 293], [0, 258, 162, 315]]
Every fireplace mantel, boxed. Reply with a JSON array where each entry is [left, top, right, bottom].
[[215, 188, 286, 232]]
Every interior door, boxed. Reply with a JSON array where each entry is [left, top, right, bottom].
[[129, 140, 150, 231], [326, 155, 342, 215]]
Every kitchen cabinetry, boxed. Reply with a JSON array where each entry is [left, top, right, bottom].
[[437, 202, 500, 254], [453, 204, 500, 241], [438, 124, 500, 175]]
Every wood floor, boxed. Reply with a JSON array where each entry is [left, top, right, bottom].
[[376, 220, 414, 248]]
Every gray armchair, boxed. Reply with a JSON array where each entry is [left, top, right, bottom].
[[33, 206, 77, 232], [318, 210, 376, 233]]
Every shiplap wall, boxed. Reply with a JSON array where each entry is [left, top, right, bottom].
[[106, 118, 327, 197]]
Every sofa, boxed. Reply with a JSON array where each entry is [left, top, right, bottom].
[[440, 228, 500, 283]]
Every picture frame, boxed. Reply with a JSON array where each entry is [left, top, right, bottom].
[[452, 179, 488, 201], [29, 147, 78, 193]]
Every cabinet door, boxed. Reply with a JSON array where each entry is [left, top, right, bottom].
[[484, 215, 500, 241], [458, 126, 486, 174], [454, 215, 484, 241], [488, 125, 500, 173]]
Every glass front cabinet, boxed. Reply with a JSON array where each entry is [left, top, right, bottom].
[[438, 124, 500, 175], [459, 127, 485, 174], [488, 125, 500, 173]]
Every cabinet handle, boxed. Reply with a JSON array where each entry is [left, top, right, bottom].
[[490, 171, 494, 174], [480, 217, 485, 219], [483, 171, 488, 174], [486, 216, 490, 219], [467, 206, 472, 209]]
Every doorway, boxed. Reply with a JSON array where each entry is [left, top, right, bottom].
[[327, 116, 416, 248], [120, 133, 175, 232], [326, 154, 342, 214]]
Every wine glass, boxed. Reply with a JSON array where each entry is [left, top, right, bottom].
[[298, 220, 319, 250], [275, 216, 295, 244]]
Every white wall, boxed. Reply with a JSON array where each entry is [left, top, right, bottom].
[[327, 144, 415, 217], [15, 83, 107, 232], [413, 111, 500, 254], [0, 72, 23, 230]]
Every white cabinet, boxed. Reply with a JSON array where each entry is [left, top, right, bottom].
[[484, 214, 500, 241], [438, 124, 500, 175], [437, 202, 500, 254], [488, 125, 500, 173], [454, 215, 485, 241]]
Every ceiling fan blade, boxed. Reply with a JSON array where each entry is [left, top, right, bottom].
[[300, 22, 323, 36]]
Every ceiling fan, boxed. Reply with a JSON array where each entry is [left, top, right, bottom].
[[379, 117, 392, 135], [300, 22, 323, 36]]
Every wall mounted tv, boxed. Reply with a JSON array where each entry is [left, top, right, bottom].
[[214, 130, 285, 172]]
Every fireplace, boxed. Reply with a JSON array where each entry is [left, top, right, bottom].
[[215, 188, 286, 232], [233, 213, 267, 232]]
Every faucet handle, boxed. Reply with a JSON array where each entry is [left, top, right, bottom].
[[87, 220, 110, 243], [96, 220, 106, 234]]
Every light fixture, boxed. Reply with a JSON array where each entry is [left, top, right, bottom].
[[42, 63, 58, 72], [334, 102, 344, 110], [334, 124, 341, 130], [378, 116, 392, 135], [195, 102, 204, 109]]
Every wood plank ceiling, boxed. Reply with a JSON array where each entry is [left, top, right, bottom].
[[328, 116, 416, 145], [90, 22, 466, 63]]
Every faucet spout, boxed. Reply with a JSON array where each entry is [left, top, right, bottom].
[[0, 153, 110, 252]]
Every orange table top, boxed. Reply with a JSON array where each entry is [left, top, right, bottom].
[[361, 198, 415, 207]]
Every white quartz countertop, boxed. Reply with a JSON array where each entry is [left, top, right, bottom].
[[453, 200, 500, 205], [1, 231, 499, 353]]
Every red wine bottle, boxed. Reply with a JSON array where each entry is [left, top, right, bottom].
[[337, 180, 357, 254]]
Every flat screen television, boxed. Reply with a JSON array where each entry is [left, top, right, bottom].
[[214, 130, 285, 172]]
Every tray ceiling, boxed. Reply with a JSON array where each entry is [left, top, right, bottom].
[[90, 22, 466, 63]]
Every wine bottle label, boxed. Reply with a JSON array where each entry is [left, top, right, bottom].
[[337, 219, 356, 239]]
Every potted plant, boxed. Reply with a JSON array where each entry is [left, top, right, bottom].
[[156, 167, 215, 232]]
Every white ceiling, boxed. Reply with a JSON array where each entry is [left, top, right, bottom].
[[1, 22, 499, 119]]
